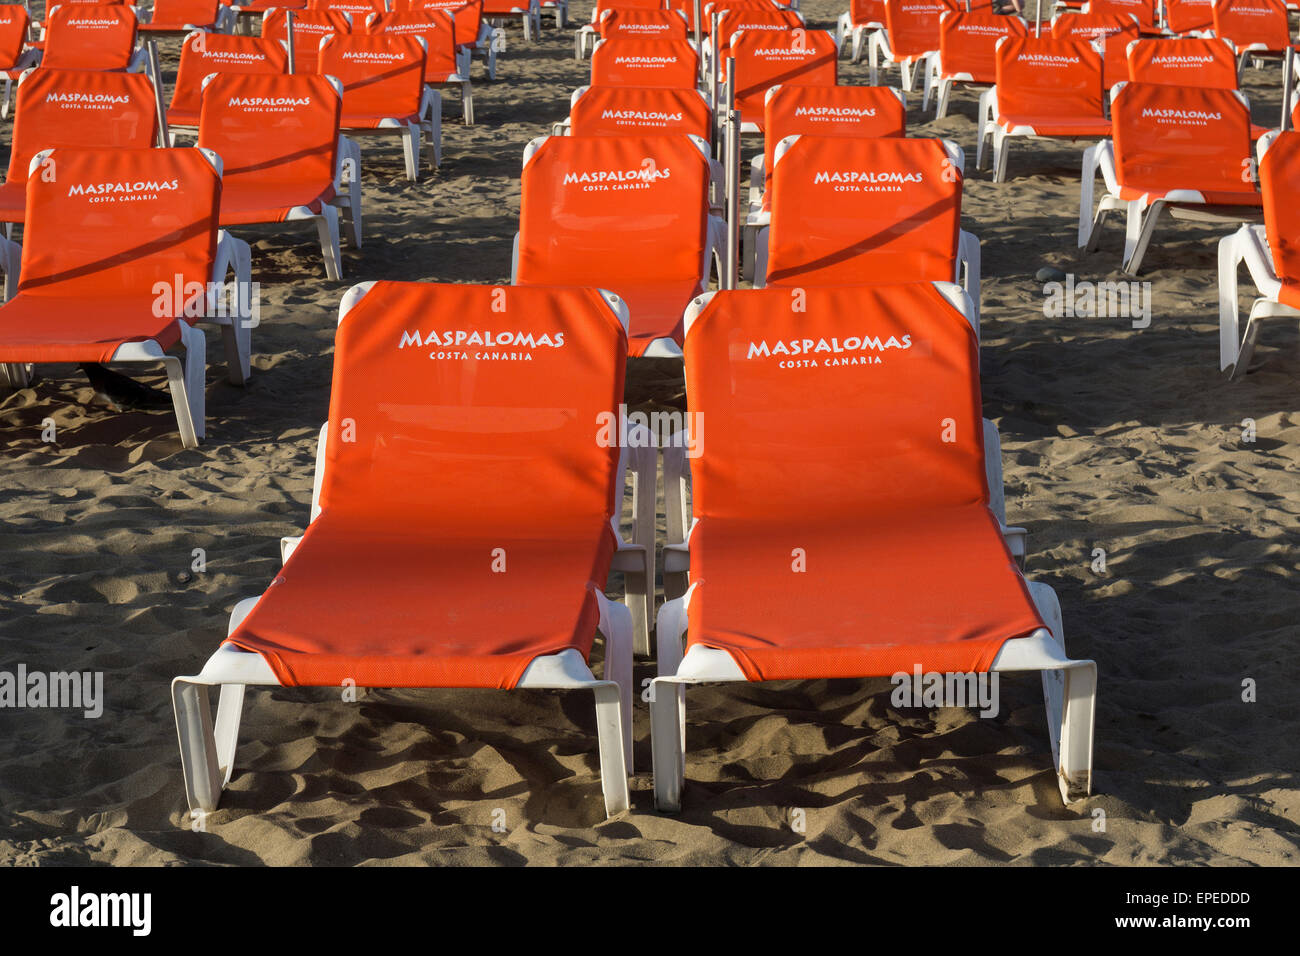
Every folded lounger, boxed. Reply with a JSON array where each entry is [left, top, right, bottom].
[[0, 147, 253, 447], [650, 282, 1096, 810], [172, 282, 652, 818]]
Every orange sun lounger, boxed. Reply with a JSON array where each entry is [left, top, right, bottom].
[[590, 36, 702, 89], [139, 0, 234, 35], [39, 3, 150, 73], [924, 10, 1028, 119], [513, 133, 719, 358], [575, 0, 677, 60], [262, 7, 352, 76], [1212, 0, 1290, 75], [726, 26, 838, 132], [367, 8, 475, 123], [0, 147, 254, 446], [1165, 0, 1216, 32], [868, 0, 959, 92], [838, 0, 887, 64], [166, 32, 289, 134], [171, 282, 655, 819], [650, 283, 1097, 810], [1079, 82, 1262, 274], [0, 5, 41, 118], [1051, 11, 1141, 96]]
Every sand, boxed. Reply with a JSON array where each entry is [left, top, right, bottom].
[[1, 1, 1298, 865]]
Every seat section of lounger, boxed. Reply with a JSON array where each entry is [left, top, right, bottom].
[[263, 7, 351, 76], [198, 72, 357, 277], [575, 0, 671, 60], [755, 134, 982, 333], [0, 5, 40, 119], [172, 282, 639, 819], [317, 32, 439, 179], [1217, 130, 1300, 376], [590, 36, 701, 88], [838, 0, 886, 64], [482, 0, 540, 43], [924, 10, 1026, 119], [368, 8, 474, 123], [744, 83, 906, 276], [166, 32, 288, 134], [706, 5, 802, 88], [139, 0, 234, 36], [1164, 0, 1215, 33], [1081, 0, 1159, 33], [649, 282, 1097, 810], [39, 4, 149, 73], [0, 147, 254, 445], [1211, 0, 1290, 75], [727, 26, 838, 132], [1051, 11, 1140, 96], [1079, 82, 1261, 274], [868, 0, 959, 91], [0, 69, 162, 233], [513, 133, 717, 358], [978, 35, 1111, 182]]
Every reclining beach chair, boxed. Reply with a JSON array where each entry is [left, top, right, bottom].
[[0, 147, 252, 446], [309, 0, 386, 19], [728, 27, 838, 131], [172, 282, 644, 819], [1126, 35, 1239, 86], [564, 83, 713, 140], [198, 72, 360, 277], [838, 0, 886, 64], [1211, 0, 1290, 76], [706, 5, 802, 84], [1079, 82, 1262, 274], [978, 35, 1110, 182], [394, 0, 497, 81], [0, 4, 40, 118], [482, 0, 540, 42], [167, 32, 288, 133], [513, 133, 719, 358], [924, 10, 1027, 119], [650, 283, 1096, 810], [140, 0, 234, 36], [868, 0, 959, 91], [0, 68, 161, 233], [1081, 0, 1159, 32], [1052, 11, 1141, 93], [318, 32, 440, 179], [753, 134, 982, 334], [1163, 0, 1215, 33], [263, 7, 351, 75], [744, 83, 906, 275], [368, 9, 474, 123], [575, 0, 671, 59], [590, 36, 701, 88], [40, 4, 150, 73], [1217, 130, 1300, 377]]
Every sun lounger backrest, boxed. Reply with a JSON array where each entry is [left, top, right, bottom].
[[766, 135, 961, 287], [197, 73, 340, 191], [309, 0, 386, 16], [602, 8, 689, 41], [149, 0, 223, 28], [1084, 0, 1157, 31], [0, 4, 29, 71], [570, 85, 713, 139], [171, 33, 288, 118], [263, 8, 351, 74], [684, 284, 988, 519], [1051, 13, 1139, 89], [728, 27, 837, 126], [1126, 36, 1238, 88], [19, 147, 220, 303], [7, 69, 158, 188], [42, 4, 138, 71], [590, 37, 700, 88], [366, 10, 458, 81], [1260, 131, 1300, 289], [1111, 82, 1254, 198], [849, 0, 886, 27], [317, 32, 426, 117], [394, 0, 481, 49], [1211, 0, 1289, 53], [321, 283, 628, 526], [714, 7, 801, 63], [882, 0, 960, 59], [1163, 0, 1214, 33], [996, 35, 1104, 119], [938, 10, 1028, 83]]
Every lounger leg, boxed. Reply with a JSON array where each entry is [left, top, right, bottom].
[[340, 139, 363, 249], [162, 324, 205, 448], [975, 89, 993, 170], [1025, 582, 1095, 803], [461, 81, 474, 125], [936, 79, 952, 120], [958, 230, 981, 341], [213, 684, 247, 790], [425, 90, 443, 169], [993, 128, 1010, 184], [1122, 199, 1162, 276], [316, 206, 343, 282], [868, 34, 879, 86], [1232, 300, 1268, 381], [1218, 231, 1245, 373], [602, 599, 635, 775], [172, 679, 224, 812], [401, 124, 420, 182], [650, 676, 686, 812], [592, 683, 630, 816]]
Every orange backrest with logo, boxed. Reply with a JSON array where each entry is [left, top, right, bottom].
[[309, 0, 386, 16], [317, 32, 426, 123], [591, 37, 700, 88], [517, 135, 710, 353], [1111, 82, 1256, 204], [714, 6, 801, 65], [1052, 13, 1139, 89], [366, 10, 457, 81], [766, 136, 961, 288], [602, 8, 687, 41], [146, 0, 223, 29], [1085, 0, 1157, 31], [392, 0, 480, 50], [728, 28, 837, 128], [0, 5, 27, 71], [18, 147, 219, 307], [42, 4, 139, 71], [1164, 0, 1215, 33], [938, 10, 1027, 83], [263, 8, 352, 74], [849, 0, 886, 26], [6, 70, 157, 199], [883, 0, 961, 59], [1212, 0, 1289, 52], [570, 85, 712, 139], [1260, 133, 1300, 305], [998, 35, 1104, 120], [594, 0, 669, 24], [198, 73, 339, 201], [1127, 37, 1238, 87], [169, 33, 288, 125]]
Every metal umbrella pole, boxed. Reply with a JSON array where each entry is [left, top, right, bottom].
[[1282, 46, 1294, 132], [724, 56, 739, 290], [286, 11, 296, 75]]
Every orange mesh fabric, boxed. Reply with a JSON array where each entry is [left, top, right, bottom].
[[1051, 12, 1140, 91], [1212, 0, 1289, 52], [569, 85, 712, 140], [1165, 0, 1214, 32], [1126, 37, 1238, 88], [0, 5, 29, 70], [394, 0, 482, 51], [168, 34, 288, 128], [366, 10, 460, 82], [318, 33, 427, 127], [882, 0, 960, 60], [41, 4, 138, 71], [224, 283, 628, 689], [937, 10, 1028, 84], [591, 38, 700, 88], [263, 9, 350, 75], [602, 9, 688, 42], [995, 35, 1110, 137], [728, 28, 837, 129], [682, 284, 1045, 681], [0, 147, 220, 363]]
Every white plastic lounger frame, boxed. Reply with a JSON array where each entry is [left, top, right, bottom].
[[651, 282, 1096, 811], [867, 25, 933, 90], [1077, 84, 1262, 276], [0, 45, 39, 119], [510, 134, 726, 359], [172, 281, 638, 820], [923, 16, 1028, 120], [489, 0, 542, 42], [751, 135, 982, 337], [1216, 130, 1297, 379], [836, 7, 884, 64]]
